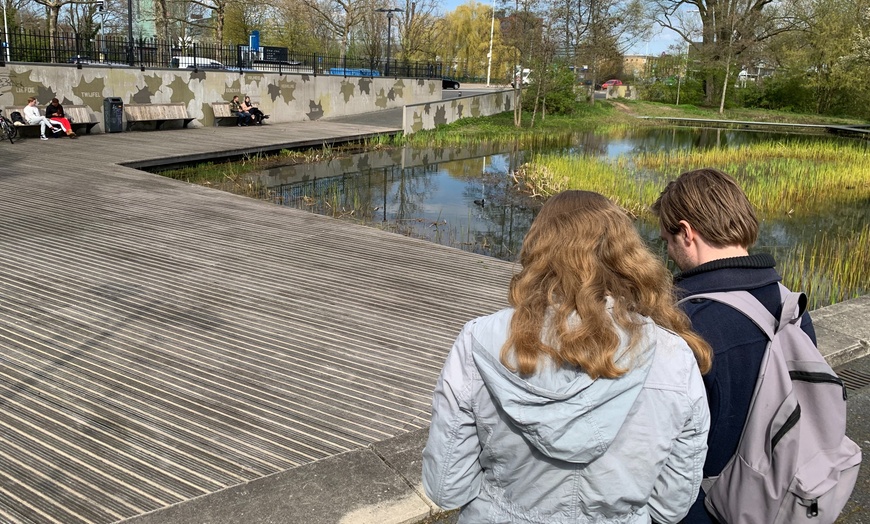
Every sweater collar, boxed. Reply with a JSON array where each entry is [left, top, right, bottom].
[[673, 253, 782, 297], [675, 253, 777, 282]]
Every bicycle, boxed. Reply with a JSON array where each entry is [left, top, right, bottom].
[[0, 110, 17, 144]]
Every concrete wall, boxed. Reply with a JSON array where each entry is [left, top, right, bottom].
[[0, 63, 441, 132], [605, 85, 638, 100], [402, 89, 514, 135]]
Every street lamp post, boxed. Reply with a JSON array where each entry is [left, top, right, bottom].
[[127, 0, 134, 65], [2, 0, 10, 63], [375, 7, 402, 77], [97, 0, 106, 62]]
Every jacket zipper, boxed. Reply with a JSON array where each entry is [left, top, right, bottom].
[[789, 370, 848, 400], [771, 404, 801, 450]]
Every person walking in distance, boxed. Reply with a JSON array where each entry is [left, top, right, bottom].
[[423, 190, 713, 523], [651, 168, 819, 523]]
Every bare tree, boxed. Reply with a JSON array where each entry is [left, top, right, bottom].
[[652, 0, 799, 105], [300, 0, 371, 58], [397, 0, 440, 61]]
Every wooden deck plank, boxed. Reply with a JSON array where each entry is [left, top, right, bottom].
[[0, 119, 514, 523]]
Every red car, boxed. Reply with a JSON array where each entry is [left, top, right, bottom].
[[601, 79, 623, 88]]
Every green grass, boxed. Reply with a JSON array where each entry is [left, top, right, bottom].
[[401, 103, 635, 147]]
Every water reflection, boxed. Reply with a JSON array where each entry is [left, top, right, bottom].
[[259, 147, 539, 260]]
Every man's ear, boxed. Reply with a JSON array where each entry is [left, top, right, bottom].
[[678, 220, 695, 245]]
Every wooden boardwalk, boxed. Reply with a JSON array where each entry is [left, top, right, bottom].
[[0, 120, 514, 523]]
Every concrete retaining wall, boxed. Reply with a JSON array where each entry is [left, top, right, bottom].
[[402, 89, 514, 134], [605, 85, 638, 100], [0, 63, 441, 132]]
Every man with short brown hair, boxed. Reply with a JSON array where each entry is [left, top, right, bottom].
[[652, 168, 817, 523]]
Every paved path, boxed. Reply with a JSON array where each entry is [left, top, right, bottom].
[[0, 117, 514, 523], [638, 115, 870, 137]]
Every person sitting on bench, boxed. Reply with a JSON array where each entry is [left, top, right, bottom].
[[45, 98, 77, 138], [230, 95, 251, 126], [242, 95, 267, 125], [24, 97, 64, 140]]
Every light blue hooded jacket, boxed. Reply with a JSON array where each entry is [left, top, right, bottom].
[[422, 307, 709, 523]]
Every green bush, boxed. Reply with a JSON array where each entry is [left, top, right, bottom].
[[753, 74, 816, 113], [537, 65, 582, 115], [639, 77, 704, 106]]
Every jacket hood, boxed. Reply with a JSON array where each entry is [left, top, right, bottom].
[[470, 307, 654, 464]]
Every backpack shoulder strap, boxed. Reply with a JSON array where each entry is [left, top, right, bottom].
[[679, 287, 808, 339], [678, 291, 777, 340], [777, 283, 808, 330]]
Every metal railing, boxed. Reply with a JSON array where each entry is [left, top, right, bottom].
[[0, 28, 444, 78]]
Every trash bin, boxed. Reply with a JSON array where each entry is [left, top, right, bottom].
[[103, 97, 124, 133]]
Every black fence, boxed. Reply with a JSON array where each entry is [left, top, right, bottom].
[[0, 29, 444, 79]]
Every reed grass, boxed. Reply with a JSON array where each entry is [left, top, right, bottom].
[[523, 139, 870, 220], [520, 136, 870, 307], [630, 140, 870, 218], [773, 226, 870, 310]]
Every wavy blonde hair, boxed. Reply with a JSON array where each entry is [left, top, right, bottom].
[[502, 190, 712, 379]]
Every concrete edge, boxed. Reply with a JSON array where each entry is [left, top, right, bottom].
[[116, 428, 448, 524], [813, 294, 870, 368]]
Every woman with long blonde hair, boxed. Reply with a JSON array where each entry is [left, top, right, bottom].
[[423, 190, 712, 523]]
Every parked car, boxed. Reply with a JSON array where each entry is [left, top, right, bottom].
[[66, 55, 131, 67], [171, 56, 226, 69], [442, 78, 461, 89], [601, 79, 623, 88]]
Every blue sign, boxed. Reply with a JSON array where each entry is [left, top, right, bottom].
[[249, 31, 260, 52]]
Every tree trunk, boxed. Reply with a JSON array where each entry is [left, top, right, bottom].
[[154, 0, 170, 67], [48, 3, 60, 63], [718, 46, 731, 114], [216, 6, 225, 46]]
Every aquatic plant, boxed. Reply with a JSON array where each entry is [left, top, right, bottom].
[[519, 137, 870, 307]]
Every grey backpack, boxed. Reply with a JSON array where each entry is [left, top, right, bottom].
[[680, 287, 861, 524]]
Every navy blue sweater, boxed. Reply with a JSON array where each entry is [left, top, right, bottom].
[[674, 254, 816, 523]]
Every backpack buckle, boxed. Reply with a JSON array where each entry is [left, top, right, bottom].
[[807, 499, 819, 518]]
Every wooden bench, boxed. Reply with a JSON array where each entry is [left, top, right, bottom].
[[64, 105, 99, 134], [123, 103, 194, 131], [211, 101, 270, 127], [4, 105, 98, 137], [211, 102, 240, 126]]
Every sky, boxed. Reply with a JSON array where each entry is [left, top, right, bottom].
[[435, 0, 681, 56]]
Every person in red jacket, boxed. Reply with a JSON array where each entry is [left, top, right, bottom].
[[45, 98, 77, 138]]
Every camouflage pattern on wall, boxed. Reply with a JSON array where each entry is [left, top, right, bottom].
[[403, 90, 513, 135], [0, 64, 439, 132]]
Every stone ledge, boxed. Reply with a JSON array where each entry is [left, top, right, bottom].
[[118, 438, 434, 524], [813, 295, 870, 367]]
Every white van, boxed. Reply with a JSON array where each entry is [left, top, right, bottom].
[[512, 67, 532, 87], [171, 56, 225, 70]]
